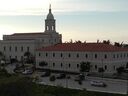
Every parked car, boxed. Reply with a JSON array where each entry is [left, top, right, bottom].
[[74, 74, 85, 81], [56, 73, 66, 79], [14, 68, 25, 73], [74, 76, 80, 81], [22, 69, 33, 75], [90, 81, 107, 87], [41, 71, 51, 77]]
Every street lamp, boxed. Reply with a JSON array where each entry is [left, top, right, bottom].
[[127, 71, 128, 94], [102, 59, 103, 78], [63, 56, 68, 88]]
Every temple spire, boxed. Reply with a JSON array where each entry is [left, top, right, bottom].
[[49, 4, 51, 13]]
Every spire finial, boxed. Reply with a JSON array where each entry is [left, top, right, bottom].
[[49, 4, 51, 13], [49, 4, 51, 9]]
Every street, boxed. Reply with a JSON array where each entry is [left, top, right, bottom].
[[4, 65, 127, 95], [36, 72, 127, 95]]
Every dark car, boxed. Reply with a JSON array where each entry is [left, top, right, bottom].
[[14, 68, 25, 73], [56, 73, 66, 79], [74, 74, 85, 81], [41, 71, 51, 77]]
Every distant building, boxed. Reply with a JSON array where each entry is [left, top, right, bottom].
[[36, 43, 128, 73], [0, 5, 62, 61]]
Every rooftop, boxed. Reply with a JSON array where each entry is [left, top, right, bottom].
[[37, 43, 128, 52]]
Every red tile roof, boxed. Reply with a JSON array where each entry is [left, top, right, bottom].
[[37, 43, 128, 52]]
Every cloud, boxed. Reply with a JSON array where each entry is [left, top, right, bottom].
[[0, 0, 127, 15]]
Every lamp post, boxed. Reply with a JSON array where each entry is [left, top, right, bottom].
[[126, 73, 128, 95], [63, 56, 68, 88], [102, 59, 103, 78], [65, 58, 68, 88]]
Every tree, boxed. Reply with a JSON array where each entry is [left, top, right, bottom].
[[0, 51, 4, 60], [98, 67, 105, 73], [126, 62, 128, 68], [80, 62, 91, 72], [98, 67, 105, 77], [116, 66, 124, 74], [24, 52, 35, 64], [39, 61, 48, 67]]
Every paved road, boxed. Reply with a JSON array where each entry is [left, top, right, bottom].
[[35, 72, 127, 95], [4, 67, 128, 95]]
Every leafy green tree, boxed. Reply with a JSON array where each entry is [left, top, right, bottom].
[[39, 61, 48, 67], [116, 66, 124, 74], [80, 62, 91, 72], [24, 52, 35, 64], [98, 67, 105, 77]]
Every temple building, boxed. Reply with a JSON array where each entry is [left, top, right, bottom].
[[0, 5, 62, 62]]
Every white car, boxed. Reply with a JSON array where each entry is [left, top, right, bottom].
[[90, 81, 107, 87], [22, 69, 33, 75]]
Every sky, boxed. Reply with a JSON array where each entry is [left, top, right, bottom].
[[0, 0, 128, 43]]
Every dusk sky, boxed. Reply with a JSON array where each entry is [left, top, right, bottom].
[[0, 0, 128, 43]]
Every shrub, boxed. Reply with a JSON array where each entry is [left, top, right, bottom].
[[49, 75, 56, 81]]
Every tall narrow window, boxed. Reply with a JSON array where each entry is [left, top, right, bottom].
[[4, 46, 6, 51], [113, 54, 115, 58], [39, 53, 41, 57], [104, 54, 107, 59], [53, 63, 55, 67], [21, 56, 23, 61], [105, 65, 107, 70], [21, 46, 23, 52], [95, 54, 97, 59], [10, 56, 11, 59], [52, 26, 54, 30], [61, 53, 63, 57], [76, 54, 79, 58], [61, 63, 63, 67], [15, 46, 17, 52], [85, 54, 88, 58], [68, 53, 71, 58], [95, 65, 97, 69], [27, 47, 29, 52], [9, 46, 11, 52], [53, 53, 55, 57], [46, 53, 48, 57], [15, 56, 17, 59], [47, 26, 49, 30], [69, 64, 71, 68], [77, 64, 79, 68]]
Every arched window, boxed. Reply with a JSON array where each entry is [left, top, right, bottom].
[[105, 65, 107, 70], [47, 26, 49, 30], [61, 63, 63, 67], [69, 64, 71, 68], [95, 54, 97, 59], [52, 26, 54, 30], [77, 64, 79, 68]]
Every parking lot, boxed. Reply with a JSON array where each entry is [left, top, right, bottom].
[[32, 71, 127, 95], [5, 64, 128, 95]]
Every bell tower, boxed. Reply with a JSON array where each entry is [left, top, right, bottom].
[[45, 4, 56, 33]]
